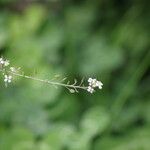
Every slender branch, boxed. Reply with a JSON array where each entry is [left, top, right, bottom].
[[11, 71, 88, 90], [0, 57, 103, 93], [0, 69, 87, 91]]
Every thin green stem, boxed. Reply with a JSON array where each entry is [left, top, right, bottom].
[[0, 69, 87, 91]]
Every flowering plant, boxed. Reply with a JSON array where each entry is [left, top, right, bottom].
[[0, 57, 103, 94]]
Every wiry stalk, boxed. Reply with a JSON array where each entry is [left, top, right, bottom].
[[0, 57, 103, 93], [0, 69, 87, 92], [10, 71, 87, 90]]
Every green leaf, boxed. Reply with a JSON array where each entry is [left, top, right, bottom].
[[80, 106, 110, 137], [79, 36, 124, 75]]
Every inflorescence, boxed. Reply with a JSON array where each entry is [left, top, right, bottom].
[[87, 78, 103, 93], [0, 57, 103, 94]]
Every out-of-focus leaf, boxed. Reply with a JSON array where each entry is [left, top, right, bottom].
[[67, 132, 91, 150], [65, 5, 96, 35], [0, 14, 8, 48], [80, 106, 110, 137], [94, 127, 150, 150], [48, 95, 80, 121], [79, 36, 124, 75], [43, 123, 75, 150], [0, 128, 34, 150]]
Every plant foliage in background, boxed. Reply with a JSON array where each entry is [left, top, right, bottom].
[[0, 0, 150, 150]]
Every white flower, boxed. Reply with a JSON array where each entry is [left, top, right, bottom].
[[87, 78, 103, 93], [0, 58, 4, 65], [88, 78, 103, 88], [88, 78, 93, 83], [87, 86, 94, 93], [10, 67, 15, 72], [92, 79, 97, 87], [4, 75, 12, 83], [4, 60, 9, 67], [88, 78, 97, 87], [96, 81, 103, 89], [0, 58, 10, 67]]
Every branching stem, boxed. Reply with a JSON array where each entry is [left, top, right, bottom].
[[0, 69, 87, 91]]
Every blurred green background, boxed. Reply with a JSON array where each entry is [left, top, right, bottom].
[[0, 0, 150, 150]]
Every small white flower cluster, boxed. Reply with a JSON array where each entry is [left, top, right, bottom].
[[0, 57, 12, 84], [4, 75, 12, 83], [0, 58, 9, 67], [87, 78, 103, 93]]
